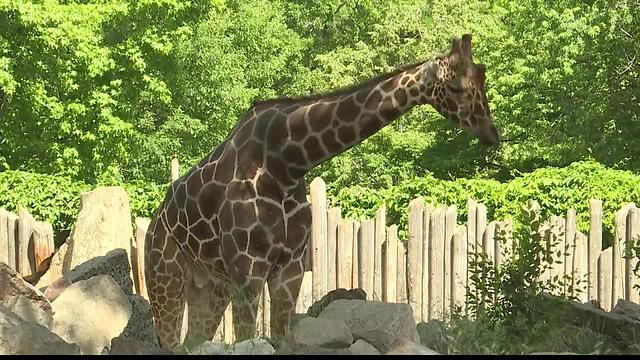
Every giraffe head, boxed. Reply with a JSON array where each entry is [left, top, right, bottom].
[[423, 34, 500, 146]]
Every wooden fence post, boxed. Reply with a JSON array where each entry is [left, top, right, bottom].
[[396, 238, 407, 304], [17, 207, 33, 277], [352, 221, 361, 289], [374, 205, 386, 301], [429, 207, 446, 320], [421, 204, 433, 322], [135, 218, 151, 299], [171, 157, 179, 181], [573, 231, 589, 302], [383, 225, 398, 302], [589, 199, 603, 301], [613, 204, 633, 305], [0, 208, 9, 266], [359, 219, 375, 300], [310, 178, 328, 302], [407, 198, 424, 320], [598, 247, 613, 311], [327, 207, 341, 291], [466, 199, 478, 298], [629, 206, 640, 304], [337, 219, 354, 289], [565, 209, 577, 297], [6, 212, 18, 270], [443, 205, 457, 316], [451, 225, 468, 314]]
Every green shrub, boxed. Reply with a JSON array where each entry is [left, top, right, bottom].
[[0, 170, 168, 245], [330, 160, 640, 244]]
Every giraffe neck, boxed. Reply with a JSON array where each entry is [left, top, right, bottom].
[[281, 61, 435, 176]]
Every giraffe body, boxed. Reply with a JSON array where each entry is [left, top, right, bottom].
[[145, 34, 499, 350]]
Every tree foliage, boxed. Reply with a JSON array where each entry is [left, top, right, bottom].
[[0, 0, 639, 219]]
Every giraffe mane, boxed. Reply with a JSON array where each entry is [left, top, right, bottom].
[[251, 60, 430, 107]]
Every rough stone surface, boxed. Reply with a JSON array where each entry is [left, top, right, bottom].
[[562, 298, 640, 346], [120, 294, 158, 345], [276, 340, 353, 355], [349, 339, 381, 355], [611, 299, 640, 322], [41, 276, 70, 303], [103, 336, 172, 355], [292, 316, 353, 348], [0, 263, 53, 328], [7, 295, 52, 329], [385, 338, 440, 355], [229, 338, 276, 355], [51, 275, 132, 355], [318, 299, 419, 353], [188, 341, 227, 355], [0, 305, 80, 355], [63, 248, 134, 296], [307, 288, 367, 317], [35, 187, 134, 288]]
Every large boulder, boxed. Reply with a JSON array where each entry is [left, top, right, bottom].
[[611, 299, 640, 322], [228, 338, 276, 355], [349, 339, 381, 355], [120, 294, 158, 345], [0, 263, 52, 328], [102, 336, 172, 355], [318, 299, 419, 353], [51, 275, 132, 355], [560, 298, 640, 346], [385, 338, 440, 355], [35, 187, 134, 288], [292, 316, 353, 348], [306, 288, 367, 317], [0, 305, 80, 355]]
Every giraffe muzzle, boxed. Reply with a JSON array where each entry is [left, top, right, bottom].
[[478, 124, 501, 146]]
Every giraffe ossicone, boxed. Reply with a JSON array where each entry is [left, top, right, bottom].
[[144, 33, 500, 350]]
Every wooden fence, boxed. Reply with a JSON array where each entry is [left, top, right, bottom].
[[0, 207, 55, 282], [132, 174, 640, 343]]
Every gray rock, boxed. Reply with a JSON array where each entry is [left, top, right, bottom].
[[35, 187, 134, 289], [318, 299, 419, 353], [385, 338, 440, 355], [611, 299, 640, 322], [229, 338, 275, 355], [64, 248, 134, 297], [103, 336, 172, 355], [0, 263, 53, 328], [41, 276, 70, 302], [292, 316, 353, 348], [51, 275, 132, 355], [349, 339, 381, 355], [120, 294, 158, 345], [276, 339, 353, 355], [306, 288, 367, 317], [7, 295, 52, 329], [0, 305, 80, 355], [188, 341, 227, 355], [561, 298, 640, 346]]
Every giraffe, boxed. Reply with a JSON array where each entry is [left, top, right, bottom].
[[145, 33, 500, 350]]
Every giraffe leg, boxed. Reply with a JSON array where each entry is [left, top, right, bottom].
[[267, 182, 311, 340], [267, 256, 305, 339], [145, 216, 188, 350], [183, 276, 231, 349], [229, 269, 268, 341]]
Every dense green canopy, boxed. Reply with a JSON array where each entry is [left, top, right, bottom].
[[0, 0, 638, 191]]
